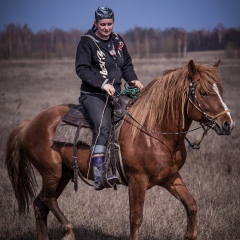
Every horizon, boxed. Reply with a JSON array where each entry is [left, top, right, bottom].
[[1, 22, 237, 34], [1, 0, 240, 34]]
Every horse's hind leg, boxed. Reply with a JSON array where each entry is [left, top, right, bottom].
[[34, 194, 50, 240], [34, 164, 74, 240], [162, 172, 197, 240], [54, 165, 73, 239]]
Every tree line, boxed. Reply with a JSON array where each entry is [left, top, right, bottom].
[[0, 23, 239, 59]]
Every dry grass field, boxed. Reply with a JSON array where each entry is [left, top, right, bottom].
[[0, 52, 239, 240]]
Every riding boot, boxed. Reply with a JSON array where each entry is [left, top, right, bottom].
[[92, 156, 119, 191]]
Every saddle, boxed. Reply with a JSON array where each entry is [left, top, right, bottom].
[[62, 94, 132, 127]]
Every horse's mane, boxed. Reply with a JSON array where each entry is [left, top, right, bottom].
[[128, 63, 222, 138]]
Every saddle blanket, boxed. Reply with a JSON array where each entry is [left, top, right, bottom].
[[53, 120, 93, 146]]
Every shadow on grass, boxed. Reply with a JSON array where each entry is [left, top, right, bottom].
[[1, 226, 167, 240]]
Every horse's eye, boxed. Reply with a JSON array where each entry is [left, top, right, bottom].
[[200, 91, 208, 97]]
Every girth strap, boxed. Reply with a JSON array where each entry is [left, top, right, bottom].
[[73, 123, 81, 191]]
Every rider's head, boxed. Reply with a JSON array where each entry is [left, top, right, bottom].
[[92, 7, 114, 32]]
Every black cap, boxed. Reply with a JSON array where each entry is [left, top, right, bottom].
[[95, 7, 114, 21]]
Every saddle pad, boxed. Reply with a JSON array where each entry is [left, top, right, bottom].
[[53, 120, 92, 146]]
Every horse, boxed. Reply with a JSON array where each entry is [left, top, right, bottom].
[[5, 60, 234, 240]]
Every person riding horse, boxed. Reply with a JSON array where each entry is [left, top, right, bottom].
[[75, 7, 143, 190]]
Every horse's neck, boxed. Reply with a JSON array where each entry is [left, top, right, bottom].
[[155, 113, 193, 144]]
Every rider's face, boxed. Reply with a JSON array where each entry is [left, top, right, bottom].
[[95, 19, 114, 39]]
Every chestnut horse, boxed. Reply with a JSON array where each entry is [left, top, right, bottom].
[[5, 60, 234, 240]]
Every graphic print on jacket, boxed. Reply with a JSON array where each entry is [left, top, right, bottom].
[[97, 50, 108, 79]]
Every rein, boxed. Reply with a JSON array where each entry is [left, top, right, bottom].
[[113, 94, 203, 135]]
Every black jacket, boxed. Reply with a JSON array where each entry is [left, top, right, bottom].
[[75, 30, 138, 94]]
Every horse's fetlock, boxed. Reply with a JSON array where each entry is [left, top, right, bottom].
[[62, 222, 74, 234], [187, 198, 197, 216], [185, 233, 197, 240]]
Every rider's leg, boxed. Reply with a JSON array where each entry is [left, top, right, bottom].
[[80, 93, 118, 190]]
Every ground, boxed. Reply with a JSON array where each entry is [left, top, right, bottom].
[[0, 52, 239, 239]]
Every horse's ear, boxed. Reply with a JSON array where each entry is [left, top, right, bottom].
[[213, 60, 221, 67], [188, 60, 197, 77]]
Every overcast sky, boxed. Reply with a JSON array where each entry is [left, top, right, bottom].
[[1, 0, 240, 33]]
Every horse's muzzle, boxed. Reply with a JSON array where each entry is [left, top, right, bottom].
[[213, 120, 235, 135]]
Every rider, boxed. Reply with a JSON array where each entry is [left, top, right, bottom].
[[75, 7, 143, 190]]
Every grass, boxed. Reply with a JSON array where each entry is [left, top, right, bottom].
[[0, 53, 239, 239]]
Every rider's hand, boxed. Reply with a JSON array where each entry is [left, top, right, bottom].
[[131, 80, 143, 90], [102, 83, 116, 96]]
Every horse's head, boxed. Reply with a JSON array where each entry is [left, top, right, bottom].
[[186, 60, 234, 135]]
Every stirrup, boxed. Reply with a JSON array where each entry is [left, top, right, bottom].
[[107, 175, 119, 186], [102, 162, 119, 187], [94, 175, 118, 191]]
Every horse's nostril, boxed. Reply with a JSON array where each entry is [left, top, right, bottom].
[[223, 121, 231, 132]]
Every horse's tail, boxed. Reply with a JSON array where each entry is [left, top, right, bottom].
[[5, 120, 37, 215]]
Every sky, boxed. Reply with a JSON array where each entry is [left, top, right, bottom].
[[0, 0, 240, 33]]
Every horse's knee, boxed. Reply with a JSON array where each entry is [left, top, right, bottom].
[[188, 197, 197, 216], [130, 212, 143, 227], [183, 196, 197, 217]]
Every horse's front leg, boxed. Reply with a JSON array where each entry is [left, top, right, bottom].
[[162, 172, 197, 240], [128, 174, 148, 240]]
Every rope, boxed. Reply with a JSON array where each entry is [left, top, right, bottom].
[[121, 86, 140, 99]]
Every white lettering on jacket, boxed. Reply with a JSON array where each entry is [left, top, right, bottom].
[[97, 50, 108, 78]]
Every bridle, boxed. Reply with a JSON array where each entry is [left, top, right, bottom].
[[187, 79, 229, 124], [183, 78, 230, 148]]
